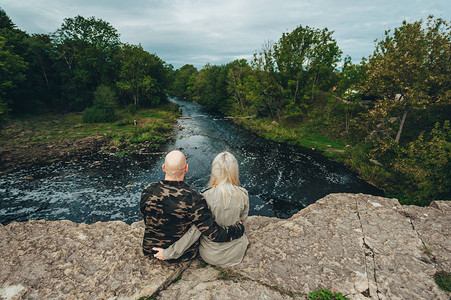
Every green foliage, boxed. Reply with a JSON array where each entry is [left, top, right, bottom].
[[274, 25, 342, 114], [361, 16, 450, 144], [52, 15, 121, 111], [168, 17, 449, 205], [116, 43, 167, 107], [0, 35, 27, 104], [337, 56, 365, 100], [0, 98, 9, 124], [0, 8, 15, 30], [83, 106, 115, 123], [434, 271, 451, 292], [0, 8, 170, 117], [171, 64, 198, 100], [307, 289, 349, 300], [389, 121, 451, 205], [83, 85, 117, 123], [53, 15, 120, 49], [192, 63, 232, 114]]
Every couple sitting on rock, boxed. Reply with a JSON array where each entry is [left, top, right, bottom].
[[139, 150, 249, 266]]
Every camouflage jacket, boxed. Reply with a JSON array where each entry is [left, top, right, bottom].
[[139, 180, 245, 262]]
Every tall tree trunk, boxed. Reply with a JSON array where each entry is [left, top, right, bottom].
[[395, 109, 408, 143], [345, 102, 349, 133], [293, 77, 299, 104], [41, 66, 49, 91], [310, 74, 317, 102], [133, 94, 137, 106]]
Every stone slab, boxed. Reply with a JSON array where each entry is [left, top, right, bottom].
[[0, 220, 188, 300], [157, 260, 300, 300], [232, 193, 371, 299], [1, 194, 449, 300], [403, 201, 451, 271]]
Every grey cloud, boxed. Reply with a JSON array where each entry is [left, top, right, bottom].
[[2, 0, 450, 69]]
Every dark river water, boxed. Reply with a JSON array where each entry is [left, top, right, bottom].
[[0, 98, 383, 225]]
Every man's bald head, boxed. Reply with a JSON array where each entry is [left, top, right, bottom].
[[163, 150, 188, 180]]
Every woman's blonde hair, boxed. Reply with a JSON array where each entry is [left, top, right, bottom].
[[208, 151, 240, 187], [205, 151, 246, 209]]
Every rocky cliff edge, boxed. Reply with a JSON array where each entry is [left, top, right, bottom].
[[1, 194, 450, 300]]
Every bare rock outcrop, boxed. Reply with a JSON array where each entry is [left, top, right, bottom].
[[0, 193, 449, 299], [230, 194, 450, 299], [0, 220, 188, 299]]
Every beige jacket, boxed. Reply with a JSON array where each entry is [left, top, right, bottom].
[[162, 185, 249, 266]]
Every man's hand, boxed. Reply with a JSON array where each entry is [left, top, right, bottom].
[[152, 247, 165, 260]]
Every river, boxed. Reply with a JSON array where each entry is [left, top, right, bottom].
[[0, 98, 383, 225]]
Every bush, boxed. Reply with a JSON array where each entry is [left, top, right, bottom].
[[83, 85, 118, 123], [126, 104, 138, 115], [434, 270, 451, 292], [0, 99, 9, 126], [389, 121, 451, 205], [83, 106, 116, 123]]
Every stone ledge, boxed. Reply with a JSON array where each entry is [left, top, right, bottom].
[[0, 194, 449, 299]]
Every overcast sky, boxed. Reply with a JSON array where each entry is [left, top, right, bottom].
[[2, 0, 450, 69]]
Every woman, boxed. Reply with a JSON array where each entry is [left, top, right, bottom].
[[153, 151, 249, 266]]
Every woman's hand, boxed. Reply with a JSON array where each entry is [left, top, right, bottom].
[[152, 247, 165, 260]]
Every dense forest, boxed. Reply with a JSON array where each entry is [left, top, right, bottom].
[[0, 8, 173, 122], [170, 17, 451, 206], [1, 7, 450, 205]]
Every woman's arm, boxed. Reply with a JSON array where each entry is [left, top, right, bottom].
[[159, 225, 202, 260]]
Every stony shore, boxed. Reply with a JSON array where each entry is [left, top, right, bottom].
[[1, 193, 450, 299]]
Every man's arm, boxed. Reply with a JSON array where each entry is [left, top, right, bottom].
[[155, 225, 202, 260], [189, 193, 244, 242]]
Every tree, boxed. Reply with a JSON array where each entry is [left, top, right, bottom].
[[83, 85, 118, 123], [226, 59, 253, 114], [0, 35, 27, 118], [0, 8, 15, 30], [193, 64, 229, 112], [273, 25, 342, 115], [53, 15, 120, 52], [338, 56, 365, 98], [116, 43, 161, 107], [250, 42, 284, 119], [52, 15, 121, 110], [172, 64, 198, 100], [362, 16, 451, 144]]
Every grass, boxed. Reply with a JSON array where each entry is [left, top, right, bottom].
[[0, 102, 180, 154], [307, 289, 350, 300], [434, 270, 451, 292], [236, 117, 347, 158], [422, 245, 434, 257]]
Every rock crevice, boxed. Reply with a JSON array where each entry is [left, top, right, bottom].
[[355, 199, 380, 300]]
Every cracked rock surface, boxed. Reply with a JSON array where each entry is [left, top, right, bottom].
[[0, 220, 189, 299], [1, 194, 449, 299]]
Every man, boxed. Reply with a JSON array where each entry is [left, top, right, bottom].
[[140, 150, 245, 262]]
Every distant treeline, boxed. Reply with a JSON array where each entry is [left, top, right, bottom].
[[0, 9, 173, 119], [169, 17, 451, 205]]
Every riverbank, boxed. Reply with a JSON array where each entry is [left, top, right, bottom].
[[0, 103, 180, 173], [234, 117, 347, 158], [229, 110, 450, 207], [233, 117, 390, 196]]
